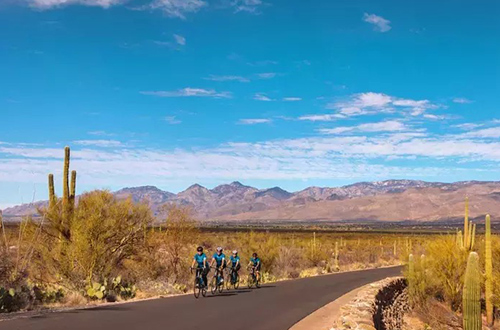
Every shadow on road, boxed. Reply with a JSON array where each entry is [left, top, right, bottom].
[[206, 293, 237, 298]]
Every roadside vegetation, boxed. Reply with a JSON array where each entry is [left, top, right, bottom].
[[0, 146, 435, 313], [405, 199, 500, 330]]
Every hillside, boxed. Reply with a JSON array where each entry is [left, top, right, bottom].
[[2, 180, 499, 222]]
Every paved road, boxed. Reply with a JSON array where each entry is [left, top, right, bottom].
[[6, 266, 401, 330]]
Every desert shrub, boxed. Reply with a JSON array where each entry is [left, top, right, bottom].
[[422, 236, 468, 311], [33, 190, 152, 291], [141, 205, 198, 285]]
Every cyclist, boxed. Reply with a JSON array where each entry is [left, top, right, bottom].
[[191, 246, 208, 287], [248, 252, 261, 281], [211, 247, 226, 284], [229, 250, 241, 282]]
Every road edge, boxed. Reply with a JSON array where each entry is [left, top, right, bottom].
[[289, 275, 402, 330]]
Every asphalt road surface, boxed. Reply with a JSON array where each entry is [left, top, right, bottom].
[[5, 266, 401, 330]]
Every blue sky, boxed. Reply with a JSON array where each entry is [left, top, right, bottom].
[[1, 0, 499, 208]]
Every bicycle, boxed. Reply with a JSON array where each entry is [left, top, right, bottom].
[[191, 267, 207, 298], [226, 266, 240, 290], [210, 266, 224, 294], [247, 266, 261, 289]]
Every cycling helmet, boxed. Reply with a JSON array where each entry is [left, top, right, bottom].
[[252, 252, 258, 257], [197, 246, 203, 252], [216, 247, 223, 252], [232, 250, 238, 254]]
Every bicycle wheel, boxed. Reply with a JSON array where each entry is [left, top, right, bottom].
[[194, 278, 201, 298], [201, 284, 207, 297], [218, 279, 223, 294], [247, 274, 254, 289], [211, 276, 217, 295]]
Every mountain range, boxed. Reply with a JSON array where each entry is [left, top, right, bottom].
[[3, 180, 500, 222]]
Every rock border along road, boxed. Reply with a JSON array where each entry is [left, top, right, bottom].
[[5, 266, 402, 330]]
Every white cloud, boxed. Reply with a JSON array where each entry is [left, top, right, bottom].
[[141, 88, 232, 98], [73, 140, 123, 147], [453, 123, 483, 130], [462, 127, 500, 138], [2, 131, 500, 190], [253, 93, 274, 101], [357, 92, 392, 107], [173, 34, 186, 45], [319, 121, 409, 135], [422, 114, 446, 120], [283, 97, 302, 102], [363, 13, 391, 32], [231, 0, 264, 14], [164, 116, 181, 124], [327, 93, 439, 118], [148, 0, 207, 19], [453, 97, 472, 104], [28, 0, 122, 8], [238, 118, 272, 125], [204, 75, 250, 82], [256, 72, 276, 79], [298, 114, 342, 122]]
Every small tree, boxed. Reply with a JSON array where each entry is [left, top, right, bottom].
[[161, 204, 198, 283]]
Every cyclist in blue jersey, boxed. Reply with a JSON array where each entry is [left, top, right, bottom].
[[230, 250, 241, 271], [248, 252, 261, 282], [191, 246, 209, 287], [210, 247, 226, 284], [228, 250, 241, 284]]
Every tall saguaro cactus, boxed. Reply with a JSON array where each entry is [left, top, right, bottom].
[[485, 214, 494, 326], [70, 170, 77, 212], [47, 146, 77, 241], [62, 146, 71, 223], [48, 174, 56, 209], [463, 252, 481, 330]]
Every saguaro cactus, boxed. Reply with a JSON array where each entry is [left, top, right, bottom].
[[463, 252, 481, 330], [470, 223, 476, 250], [62, 146, 71, 223], [485, 214, 494, 326], [70, 170, 77, 211], [463, 197, 469, 248], [457, 230, 464, 249], [47, 146, 77, 241], [48, 174, 55, 209]]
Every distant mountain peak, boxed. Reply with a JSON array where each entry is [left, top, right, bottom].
[[255, 187, 292, 200], [230, 181, 244, 186], [186, 183, 206, 190], [3, 180, 499, 223]]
